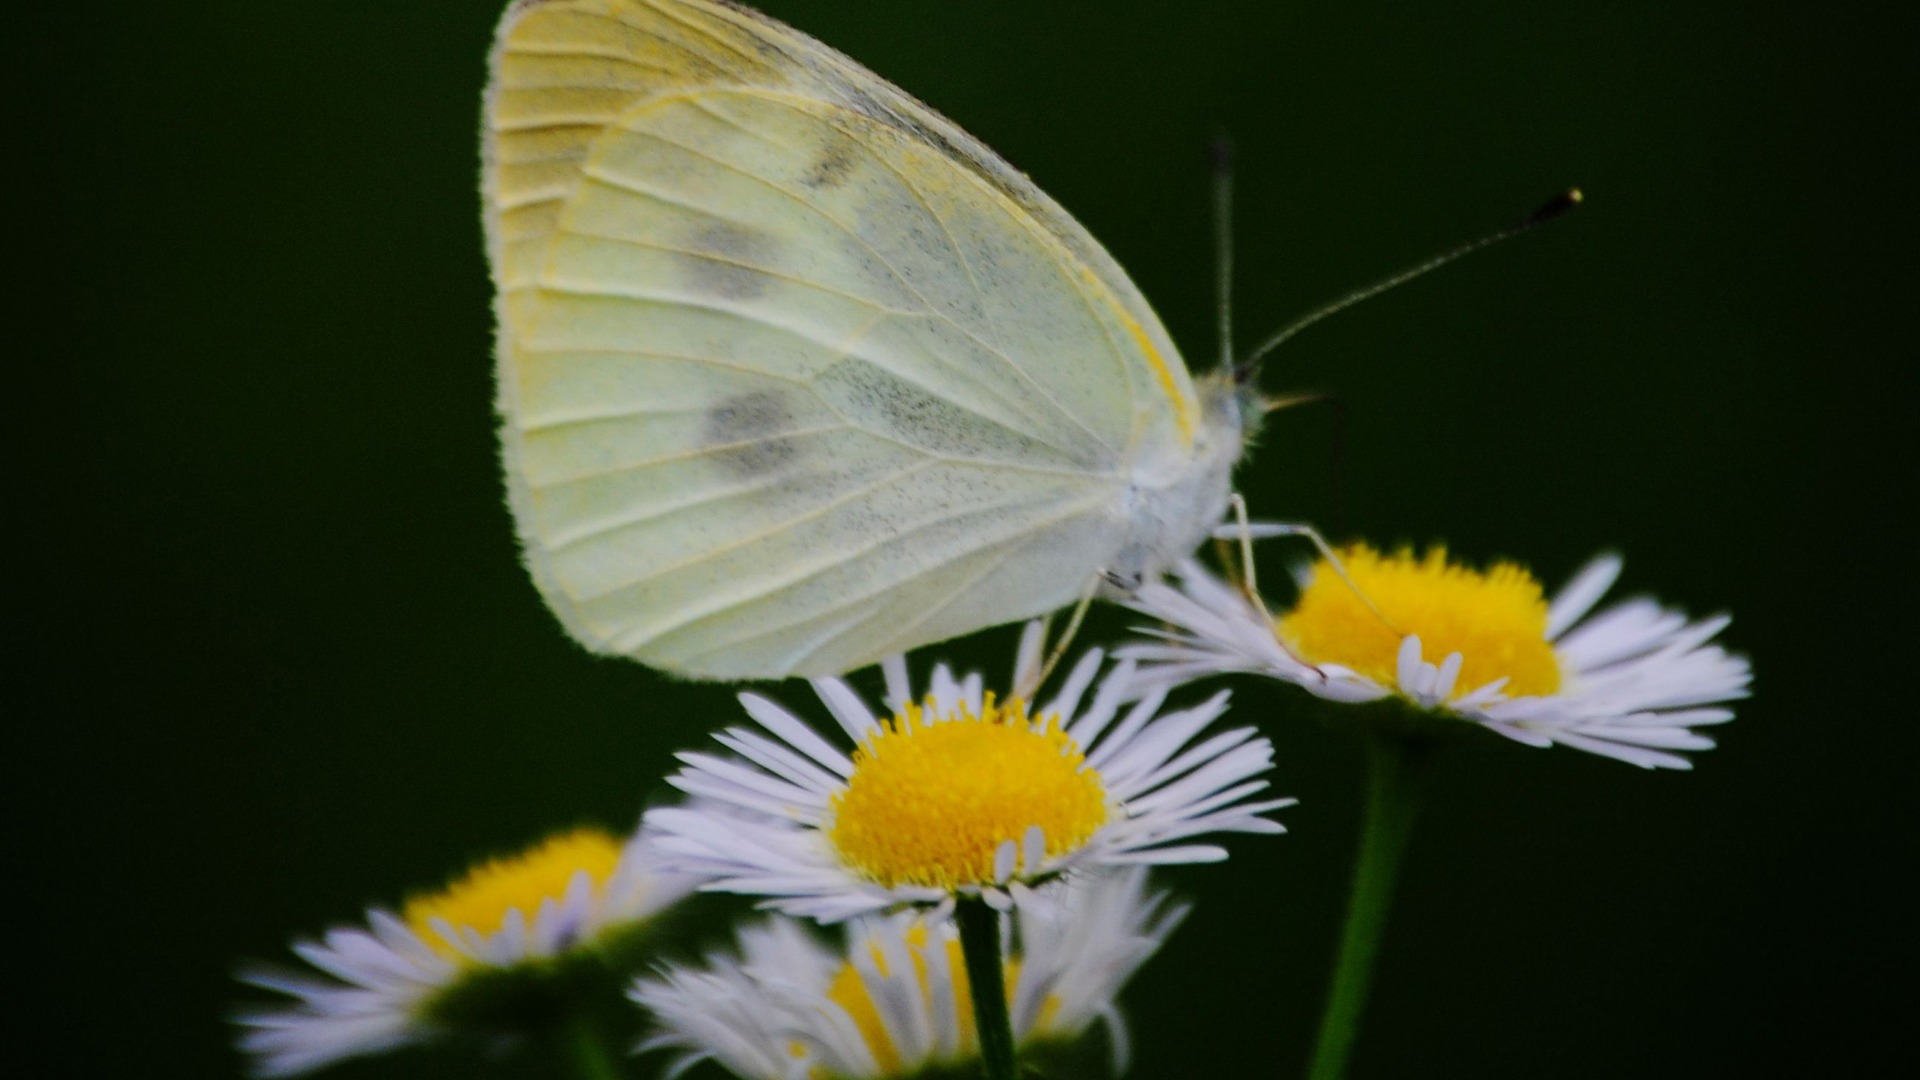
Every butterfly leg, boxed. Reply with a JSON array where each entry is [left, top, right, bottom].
[[1208, 517, 1402, 636], [1016, 574, 1103, 701], [1214, 495, 1323, 672], [1223, 491, 1275, 617]]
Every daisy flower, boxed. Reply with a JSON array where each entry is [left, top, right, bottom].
[[235, 824, 695, 1076], [644, 622, 1290, 921], [1122, 546, 1751, 770], [633, 867, 1186, 1079]]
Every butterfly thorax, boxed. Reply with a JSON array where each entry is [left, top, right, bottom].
[[1101, 370, 1245, 596]]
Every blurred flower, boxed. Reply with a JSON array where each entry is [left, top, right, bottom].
[[645, 622, 1290, 921], [633, 867, 1185, 1079], [1123, 547, 1751, 769], [235, 824, 694, 1076]]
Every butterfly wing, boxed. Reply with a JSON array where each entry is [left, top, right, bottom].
[[485, 0, 1201, 678]]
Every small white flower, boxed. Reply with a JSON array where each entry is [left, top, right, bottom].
[[1122, 548, 1751, 770], [633, 868, 1187, 1079], [234, 825, 696, 1076], [644, 622, 1291, 921]]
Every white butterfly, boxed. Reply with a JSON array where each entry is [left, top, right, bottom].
[[483, 0, 1249, 679]]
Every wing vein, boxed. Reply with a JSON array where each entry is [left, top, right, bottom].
[[634, 0, 765, 69], [533, 277, 861, 346], [501, 44, 680, 76], [785, 526, 1050, 673], [510, 345, 813, 387], [813, 116, 1111, 458], [545, 472, 792, 551], [525, 279, 1095, 466], [588, 459, 947, 604], [878, 147, 1149, 459], [667, 497, 1107, 660], [495, 118, 620, 136], [599, 5, 730, 76], [526, 422, 851, 486], [633, 102, 1118, 454], [550, 227, 920, 314], [522, 403, 713, 434]]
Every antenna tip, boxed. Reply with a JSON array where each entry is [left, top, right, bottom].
[[1208, 134, 1236, 173], [1526, 188, 1585, 225]]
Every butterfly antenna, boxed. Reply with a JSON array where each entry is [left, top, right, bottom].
[[1233, 188, 1583, 387], [1210, 135, 1237, 371]]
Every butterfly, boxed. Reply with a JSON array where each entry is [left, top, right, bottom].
[[482, 0, 1251, 679]]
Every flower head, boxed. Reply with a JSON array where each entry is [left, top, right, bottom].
[[645, 623, 1290, 920], [633, 868, 1186, 1079], [235, 824, 695, 1076], [1123, 546, 1751, 770]]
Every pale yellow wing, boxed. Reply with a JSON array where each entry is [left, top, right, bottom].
[[484, 0, 1201, 678]]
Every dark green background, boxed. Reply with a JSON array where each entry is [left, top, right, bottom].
[[17, 1, 1912, 1077]]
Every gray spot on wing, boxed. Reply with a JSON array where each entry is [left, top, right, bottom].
[[680, 222, 779, 301], [704, 390, 804, 476], [800, 135, 858, 189], [814, 359, 1096, 469]]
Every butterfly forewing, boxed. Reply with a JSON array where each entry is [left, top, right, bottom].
[[485, 0, 1200, 677]]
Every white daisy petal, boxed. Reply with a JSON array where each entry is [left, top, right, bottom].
[[1081, 687, 1177, 774], [1022, 824, 1046, 876], [1097, 844, 1229, 865], [930, 664, 964, 713], [644, 620, 1286, 921], [961, 670, 985, 716], [1547, 730, 1696, 770], [882, 654, 912, 715], [713, 727, 846, 795], [1071, 663, 1154, 751], [1094, 696, 1230, 791], [993, 839, 1019, 884], [634, 870, 1180, 1079], [1043, 647, 1108, 722], [236, 824, 692, 1076], [1119, 727, 1262, 801], [674, 750, 823, 808], [1434, 651, 1465, 700], [1481, 721, 1558, 749], [739, 693, 855, 779], [1123, 551, 1749, 771], [668, 769, 826, 825], [813, 677, 884, 744], [1013, 619, 1047, 694], [1545, 552, 1623, 639], [922, 921, 963, 1057]]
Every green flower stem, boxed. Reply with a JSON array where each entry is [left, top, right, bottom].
[[557, 1011, 623, 1080], [955, 894, 1018, 1080], [1306, 731, 1438, 1080]]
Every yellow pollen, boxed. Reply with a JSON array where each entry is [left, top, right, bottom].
[[1278, 544, 1562, 699], [825, 924, 1021, 1072], [401, 827, 622, 962], [827, 695, 1108, 891]]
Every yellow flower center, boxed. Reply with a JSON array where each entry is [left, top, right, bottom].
[[825, 924, 1042, 1073], [401, 827, 622, 962], [1278, 544, 1562, 699], [827, 696, 1108, 891]]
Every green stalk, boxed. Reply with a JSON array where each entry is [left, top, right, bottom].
[[1305, 731, 1437, 1080], [557, 1011, 623, 1080], [955, 895, 1018, 1080]]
